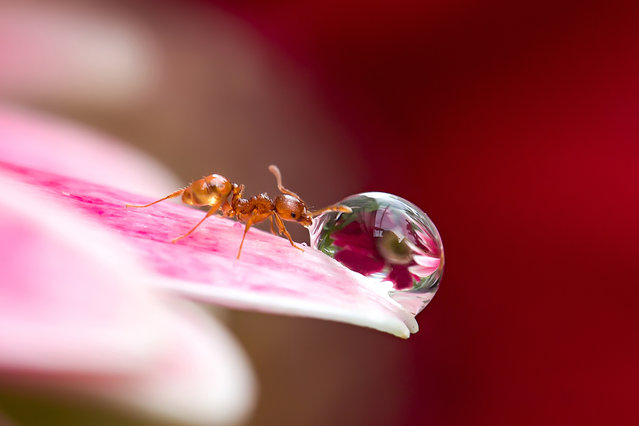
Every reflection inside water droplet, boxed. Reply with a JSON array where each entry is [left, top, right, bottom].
[[310, 192, 444, 315]]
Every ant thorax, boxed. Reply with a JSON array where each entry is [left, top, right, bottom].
[[234, 193, 274, 223]]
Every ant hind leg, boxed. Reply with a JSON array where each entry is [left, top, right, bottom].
[[171, 199, 224, 243], [126, 189, 184, 208]]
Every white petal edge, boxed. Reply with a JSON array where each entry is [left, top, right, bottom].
[[157, 271, 418, 339]]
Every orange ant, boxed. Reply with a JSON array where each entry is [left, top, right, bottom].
[[126, 165, 351, 259]]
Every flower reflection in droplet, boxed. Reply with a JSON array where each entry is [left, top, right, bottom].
[[310, 192, 444, 315]]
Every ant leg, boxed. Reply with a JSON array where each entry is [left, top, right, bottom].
[[268, 165, 302, 199], [172, 200, 223, 243], [274, 214, 304, 252], [268, 215, 285, 236], [126, 189, 184, 208], [237, 212, 258, 259], [310, 204, 352, 217], [269, 216, 285, 236]]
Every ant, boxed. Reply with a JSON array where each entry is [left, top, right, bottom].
[[126, 165, 351, 259]]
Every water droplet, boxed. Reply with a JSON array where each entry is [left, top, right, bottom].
[[310, 192, 444, 315]]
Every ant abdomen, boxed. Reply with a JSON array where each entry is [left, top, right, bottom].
[[182, 174, 232, 207]]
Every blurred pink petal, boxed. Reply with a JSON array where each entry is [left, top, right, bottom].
[[0, 175, 168, 374], [0, 5, 157, 106], [0, 104, 179, 194], [409, 254, 441, 277], [98, 302, 255, 425], [0, 172, 255, 425]]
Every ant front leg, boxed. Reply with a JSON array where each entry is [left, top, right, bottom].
[[126, 188, 185, 208], [274, 214, 304, 252], [269, 216, 280, 236]]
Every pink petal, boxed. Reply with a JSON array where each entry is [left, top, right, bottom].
[[0, 106, 417, 337], [0, 175, 165, 375], [94, 302, 255, 425], [0, 160, 417, 337], [0, 172, 255, 424], [409, 254, 441, 277]]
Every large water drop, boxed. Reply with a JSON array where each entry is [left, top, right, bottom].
[[310, 192, 444, 315]]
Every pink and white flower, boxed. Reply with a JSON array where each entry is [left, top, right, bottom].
[[0, 105, 418, 422]]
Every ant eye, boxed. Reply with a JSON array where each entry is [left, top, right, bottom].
[[291, 213, 296, 218]]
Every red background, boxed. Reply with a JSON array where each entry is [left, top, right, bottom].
[[218, 1, 639, 425]]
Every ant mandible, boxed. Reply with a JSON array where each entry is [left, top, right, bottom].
[[126, 165, 351, 259]]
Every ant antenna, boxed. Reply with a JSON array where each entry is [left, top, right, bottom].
[[310, 205, 352, 217], [268, 165, 301, 200]]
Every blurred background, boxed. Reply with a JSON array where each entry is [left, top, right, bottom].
[[1, 0, 637, 425]]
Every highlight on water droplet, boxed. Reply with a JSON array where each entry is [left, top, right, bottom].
[[310, 192, 444, 315]]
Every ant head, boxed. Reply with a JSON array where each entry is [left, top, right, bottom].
[[274, 194, 312, 226]]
